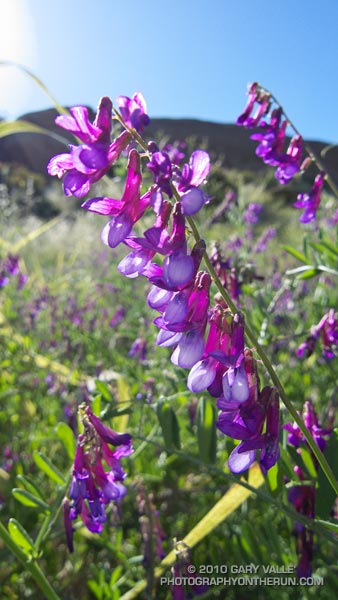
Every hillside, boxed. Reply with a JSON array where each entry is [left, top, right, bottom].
[[1, 108, 337, 180]]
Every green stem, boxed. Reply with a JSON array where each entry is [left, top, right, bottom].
[[113, 106, 338, 497], [262, 86, 338, 201], [186, 215, 338, 496], [0, 521, 61, 600]]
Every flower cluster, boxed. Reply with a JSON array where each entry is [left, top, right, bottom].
[[237, 83, 325, 222], [63, 404, 133, 552], [284, 401, 332, 577], [47, 92, 281, 478], [296, 309, 338, 359], [0, 254, 27, 289]]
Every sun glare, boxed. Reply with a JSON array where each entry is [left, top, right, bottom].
[[0, 0, 37, 119]]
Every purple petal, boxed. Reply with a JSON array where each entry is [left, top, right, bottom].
[[156, 329, 183, 347], [187, 358, 217, 392], [163, 251, 195, 288], [171, 331, 205, 369], [101, 214, 133, 248], [118, 249, 153, 278], [147, 286, 173, 310], [47, 153, 74, 178], [189, 150, 210, 186], [163, 292, 188, 325], [222, 364, 249, 404], [180, 188, 206, 215], [228, 444, 256, 473], [82, 196, 123, 215], [63, 170, 91, 198]]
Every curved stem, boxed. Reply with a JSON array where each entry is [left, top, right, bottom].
[[261, 86, 338, 200], [113, 107, 338, 497], [0, 521, 61, 600]]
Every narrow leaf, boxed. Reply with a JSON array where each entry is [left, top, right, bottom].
[[197, 397, 217, 464], [283, 245, 308, 263], [315, 429, 338, 519], [12, 488, 50, 512], [8, 519, 35, 557], [157, 399, 181, 450], [33, 451, 65, 485], [16, 474, 46, 501], [0, 60, 68, 116], [0, 120, 69, 145], [56, 422, 76, 460]]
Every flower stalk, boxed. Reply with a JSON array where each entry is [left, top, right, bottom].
[[112, 106, 338, 496]]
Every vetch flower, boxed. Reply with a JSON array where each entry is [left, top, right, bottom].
[[176, 150, 211, 215], [47, 97, 131, 198], [63, 404, 133, 551], [294, 172, 325, 223], [116, 92, 150, 133], [82, 149, 151, 248]]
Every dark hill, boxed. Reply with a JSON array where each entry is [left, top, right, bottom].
[[0, 108, 337, 181]]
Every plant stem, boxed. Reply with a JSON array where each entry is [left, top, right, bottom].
[[262, 86, 338, 200], [113, 107, 338, 497], [186, 215, 338, 496], [0, 521, 61, 600]]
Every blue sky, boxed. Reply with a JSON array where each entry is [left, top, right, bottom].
[[1, 0, 338, 142]]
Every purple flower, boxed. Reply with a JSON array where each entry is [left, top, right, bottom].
[[176, 150, 211, 215], [296, 309, 338, 359], [47, 97, 131, 198], [250, 108, 287, 167], [243, 203, 262, 225], [63, 404, 133, 551], [116, 92, 150, 133], [275, 135, 303, 184], [82, 149, 151, 248], [236, 82, 270, 128], [294, 172, 325, 223], [147, 151, 173, 198]]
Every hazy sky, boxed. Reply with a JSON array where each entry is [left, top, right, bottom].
[[1, 0, 338, 142]]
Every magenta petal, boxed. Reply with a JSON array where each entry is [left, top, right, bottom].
[[228, 444, 256, 473], [189, 150, 211, 186], [63, 171, 91, 198], [47, 153, 74, 178], [82, 197, 123, 215], [101, 214, 133, 248]]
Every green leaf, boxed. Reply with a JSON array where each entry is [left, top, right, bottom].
[[33, 451, 65, 485], [156, 399, 181, 450], [94, 380, 113, 402], [0, 120, 69, 145], [12, 489, 50, 512], [283, 245, 308, 263], [8, 519, 35, 557], [196, 396, 217, 464], [315, 429, 338, 519], [314, 519, 338, 533], [16, 475, 46, 501], [286, 265, 320, 279], [265, 462, 284, 496], [300, 447, 317, 479], [0, 60, 68, 116], [310, 240, 338, 258], [56, 422, 76, 460]]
